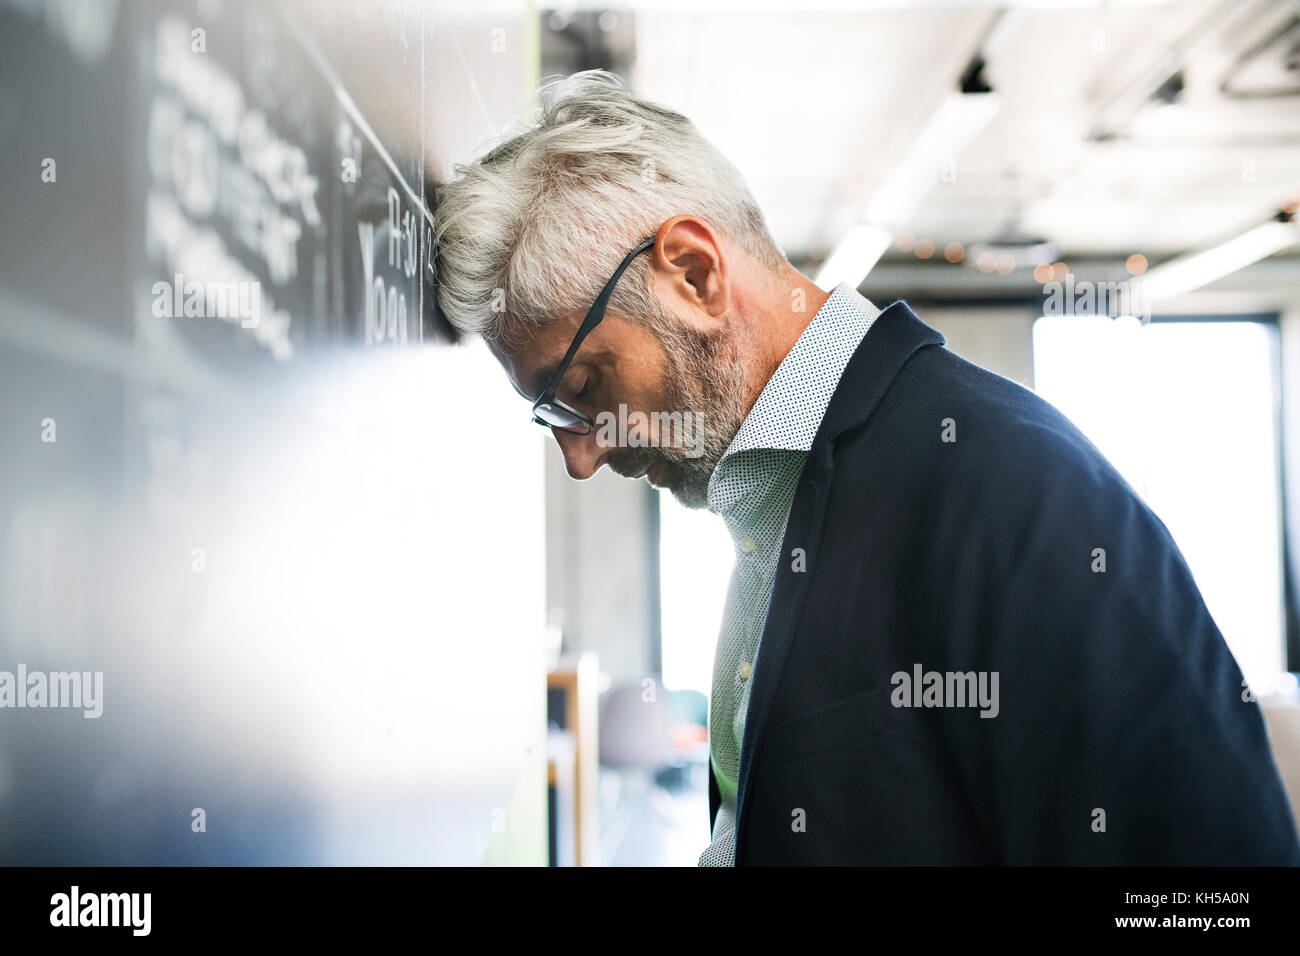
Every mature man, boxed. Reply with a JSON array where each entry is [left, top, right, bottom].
[[434, 70, 1300, 865]]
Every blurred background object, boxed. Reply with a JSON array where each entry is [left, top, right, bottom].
[[0, 0, 547, 865]]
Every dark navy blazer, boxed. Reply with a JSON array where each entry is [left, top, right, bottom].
[[709, 300, 1300, 865]]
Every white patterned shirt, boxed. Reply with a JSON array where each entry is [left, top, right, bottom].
[[697, 282, 882, 867]]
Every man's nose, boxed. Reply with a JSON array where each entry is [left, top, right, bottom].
[[552, 428, 606, 480]]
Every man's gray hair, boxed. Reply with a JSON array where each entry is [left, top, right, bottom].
[[433, 69, 785, 345]]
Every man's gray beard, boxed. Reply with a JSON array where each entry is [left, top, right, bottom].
[[651, 322, 750, 509]]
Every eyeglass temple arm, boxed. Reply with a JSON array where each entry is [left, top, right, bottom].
[[538, 235, 657, 397]]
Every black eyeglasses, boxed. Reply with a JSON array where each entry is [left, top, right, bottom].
[[531, 235, 656, 435]]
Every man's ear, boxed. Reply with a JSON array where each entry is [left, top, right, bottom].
[[652, 215, 730, 327]]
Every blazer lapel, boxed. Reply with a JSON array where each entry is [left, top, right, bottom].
[[731, 300, 945, 863]]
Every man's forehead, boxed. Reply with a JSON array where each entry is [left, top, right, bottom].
[[491, 321, 573, 399], [491, 306, 634, 399]]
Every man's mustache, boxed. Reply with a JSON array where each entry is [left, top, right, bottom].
[[607, 448, 667, 479]]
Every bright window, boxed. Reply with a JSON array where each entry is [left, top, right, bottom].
[[658, 495, 733, 694], [1033, 315, 1286, 690]]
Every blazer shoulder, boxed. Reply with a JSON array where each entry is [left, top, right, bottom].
[[881, 346, 1159, 557], [894, 346, 1119, 485]]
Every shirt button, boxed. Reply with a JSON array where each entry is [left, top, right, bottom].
[[739, 536, 756, 554], [738, 661, 752, 679]]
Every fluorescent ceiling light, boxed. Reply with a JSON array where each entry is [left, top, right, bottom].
[[1140, 217, 1300, 300], [813, 223, 892, 290], [814, 90, 999, 290], [865, 90, 1000, 226]]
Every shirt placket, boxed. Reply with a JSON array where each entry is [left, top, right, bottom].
[[729, 534, 769, 762]]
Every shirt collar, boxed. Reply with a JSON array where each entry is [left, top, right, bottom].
[[706, 282, 881, 515]]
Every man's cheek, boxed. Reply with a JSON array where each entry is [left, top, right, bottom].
[[591, 403, 660, 450]]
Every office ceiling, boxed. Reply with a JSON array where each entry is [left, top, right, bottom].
[[554, 0, 1300, 269]]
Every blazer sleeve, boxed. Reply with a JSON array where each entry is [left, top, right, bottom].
[[917, 416, 1300, 865]]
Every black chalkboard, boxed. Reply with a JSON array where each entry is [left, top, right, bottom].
[[0, 0, 549, 866], [0, 0, 457, 381]]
